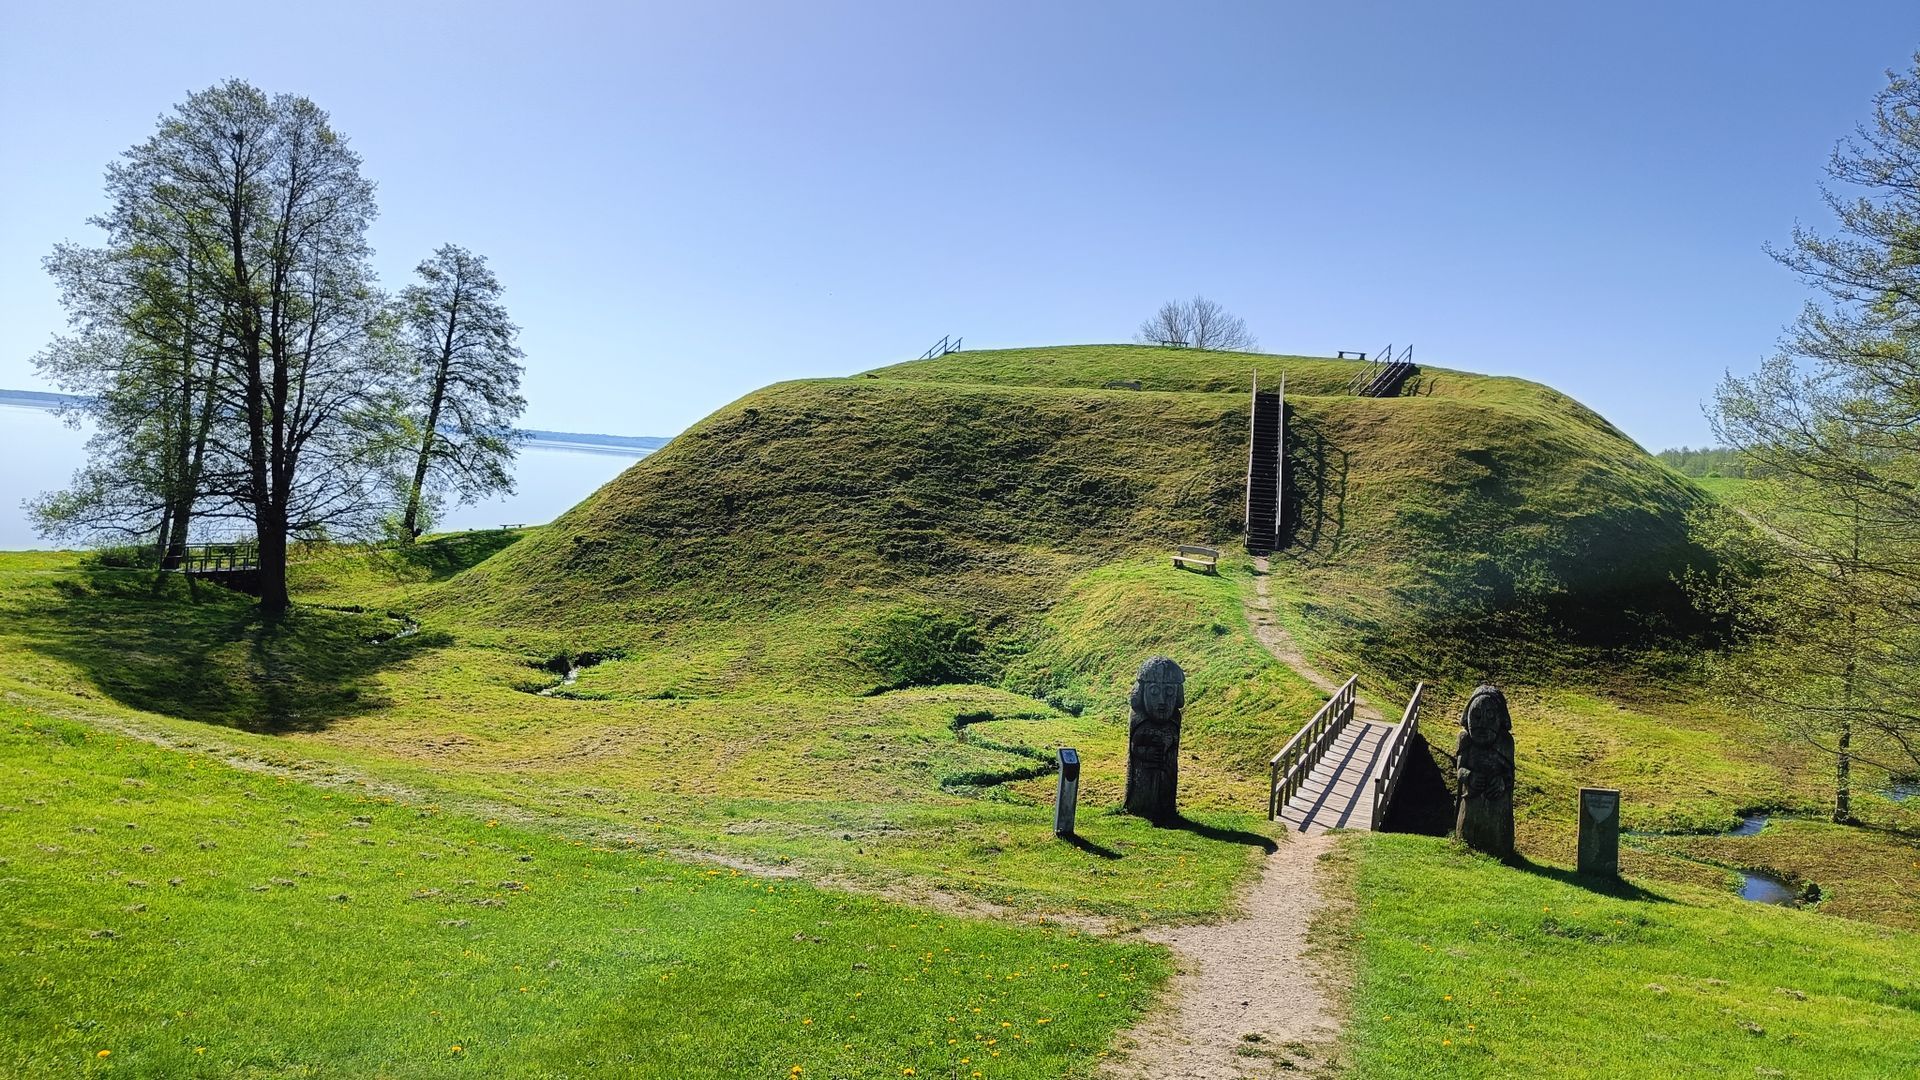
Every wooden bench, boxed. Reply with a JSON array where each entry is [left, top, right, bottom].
[[1172, 544, 1220, 574]]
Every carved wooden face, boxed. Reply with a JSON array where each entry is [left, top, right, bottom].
[[1137, 678, 1181, 722], [1461, 687, 1510, 745], [1132, 657, 1186, 722]]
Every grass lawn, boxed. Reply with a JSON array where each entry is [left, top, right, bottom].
[[1339, 834, 1920, 1079], [0, 551, 1296, 923], [0, 708, 1168, 1078], [8, 344, 1919, 1076]]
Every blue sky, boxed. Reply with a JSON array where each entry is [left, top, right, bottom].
[[2, 1, 1914, 448]]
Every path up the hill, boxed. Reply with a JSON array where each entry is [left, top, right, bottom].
[[1247, 558, 1400, 834]]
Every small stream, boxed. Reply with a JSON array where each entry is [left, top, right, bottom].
[[1632, 813, 1799, 906], [1886, 780, 1919, 803], [1715, 814, 1797, 906], [530, 651, 609, 697], [538, 666, 582, 697]]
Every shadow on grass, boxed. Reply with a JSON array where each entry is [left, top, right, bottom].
[[1160, 813, 1279, 853], [17, 570, 445, 733], [1506, 853, 1673, 903], [1061, 832, 1123, 860], [387, 528, 528, 580]]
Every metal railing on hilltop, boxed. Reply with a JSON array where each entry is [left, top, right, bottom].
[[919, 334, 963, 360]]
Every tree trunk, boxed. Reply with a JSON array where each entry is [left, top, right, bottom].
[[154, 505, 173, 567], [256, 505, 289, 616], [401, 292, 460, 541], [1835, 713, 1853, 824], [400, 388, 442, 540]]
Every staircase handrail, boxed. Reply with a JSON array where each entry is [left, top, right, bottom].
[[918, 334, 963, 361], [1359, 344, 1416, 397], [1369, 681, 1426, 830], [1268, 675, 1359, 819], [1347, 343, 1393, 395]]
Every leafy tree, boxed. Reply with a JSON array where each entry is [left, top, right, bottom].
[[1654, 446, 1750, 478], [396, 245, 527, 540], [1134, 296, 1257, 351], [30, 182, 231, 565], [1705, 54, 1920, 816], [35, 81, 405, 615]]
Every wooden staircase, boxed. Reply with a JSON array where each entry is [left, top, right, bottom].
[[1347, 343, 1417, 398], [1245, 375, 1284, 553]]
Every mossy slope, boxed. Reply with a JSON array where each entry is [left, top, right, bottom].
[[437, 345, 1710, 688]]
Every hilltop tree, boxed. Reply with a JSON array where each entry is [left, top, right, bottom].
[[396, 245, 526, 540], [1705, 54, 1920, 816], [1134, 295, 1257, 351]]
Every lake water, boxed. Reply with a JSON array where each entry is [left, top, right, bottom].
[[0, 403, 650, 551]]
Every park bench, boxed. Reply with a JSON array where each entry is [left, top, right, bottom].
[[1172, 544, 1220, 574]]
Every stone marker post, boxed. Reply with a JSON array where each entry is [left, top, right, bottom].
[[1578, 787, 1621, 877], [1454, 685, 1516, 857], [1054, 747, 1081, 836], [1123, 656, 1186, 823]]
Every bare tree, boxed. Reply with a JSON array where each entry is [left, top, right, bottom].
[[397, 244, 527, 540], [1133, 295, 1257, 351]]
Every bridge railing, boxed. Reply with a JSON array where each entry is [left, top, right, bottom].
[[1369, 681, 1427, 830], [1268, 675, 1358, 820], [178, 541, 260, 574]]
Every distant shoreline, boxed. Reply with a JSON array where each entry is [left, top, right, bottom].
[[0, 388, 668, 458]]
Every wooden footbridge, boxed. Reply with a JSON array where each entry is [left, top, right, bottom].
[[1269, 677, 1426, 833], [171, 541, 261, 593]]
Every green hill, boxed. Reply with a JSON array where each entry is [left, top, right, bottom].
[[437, 345, 1713, 688]]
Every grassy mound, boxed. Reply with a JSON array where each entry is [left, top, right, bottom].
[[436, 345, 1712, 687]]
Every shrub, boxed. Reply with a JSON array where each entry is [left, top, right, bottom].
[[855, 609, 987, 690]]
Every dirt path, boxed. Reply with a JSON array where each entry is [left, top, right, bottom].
[[1247, 557, 1385, 723], [1104, 832, 1344, 1077], [1102, 557, 1360, 1077]]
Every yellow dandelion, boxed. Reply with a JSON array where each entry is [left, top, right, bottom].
[[450, 1045, 463, 1054], [1443, 995, 1453, 1002], [96, 1050, 111, 1058], [1443, 1039, 1453, 1046]]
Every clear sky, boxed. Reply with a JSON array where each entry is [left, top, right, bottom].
[[2, 1, 1915, 449]]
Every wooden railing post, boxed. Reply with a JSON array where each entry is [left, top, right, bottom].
[[1370, 682, 1426, 831], [1269, 675, 1360, 822]]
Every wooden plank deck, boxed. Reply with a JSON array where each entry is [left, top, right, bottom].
[[1276, 717, 1397, 834]]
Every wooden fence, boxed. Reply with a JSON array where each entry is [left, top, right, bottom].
[[1268, 675, 1358, 820], [1369, 682, 1427, 830]]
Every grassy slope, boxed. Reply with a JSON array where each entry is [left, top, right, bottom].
[[0, 553, 1293, 923], [1340, 835, 1920, 1079], [0, 710, 1165, 1078], [8, 343, 1916, 1073]]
